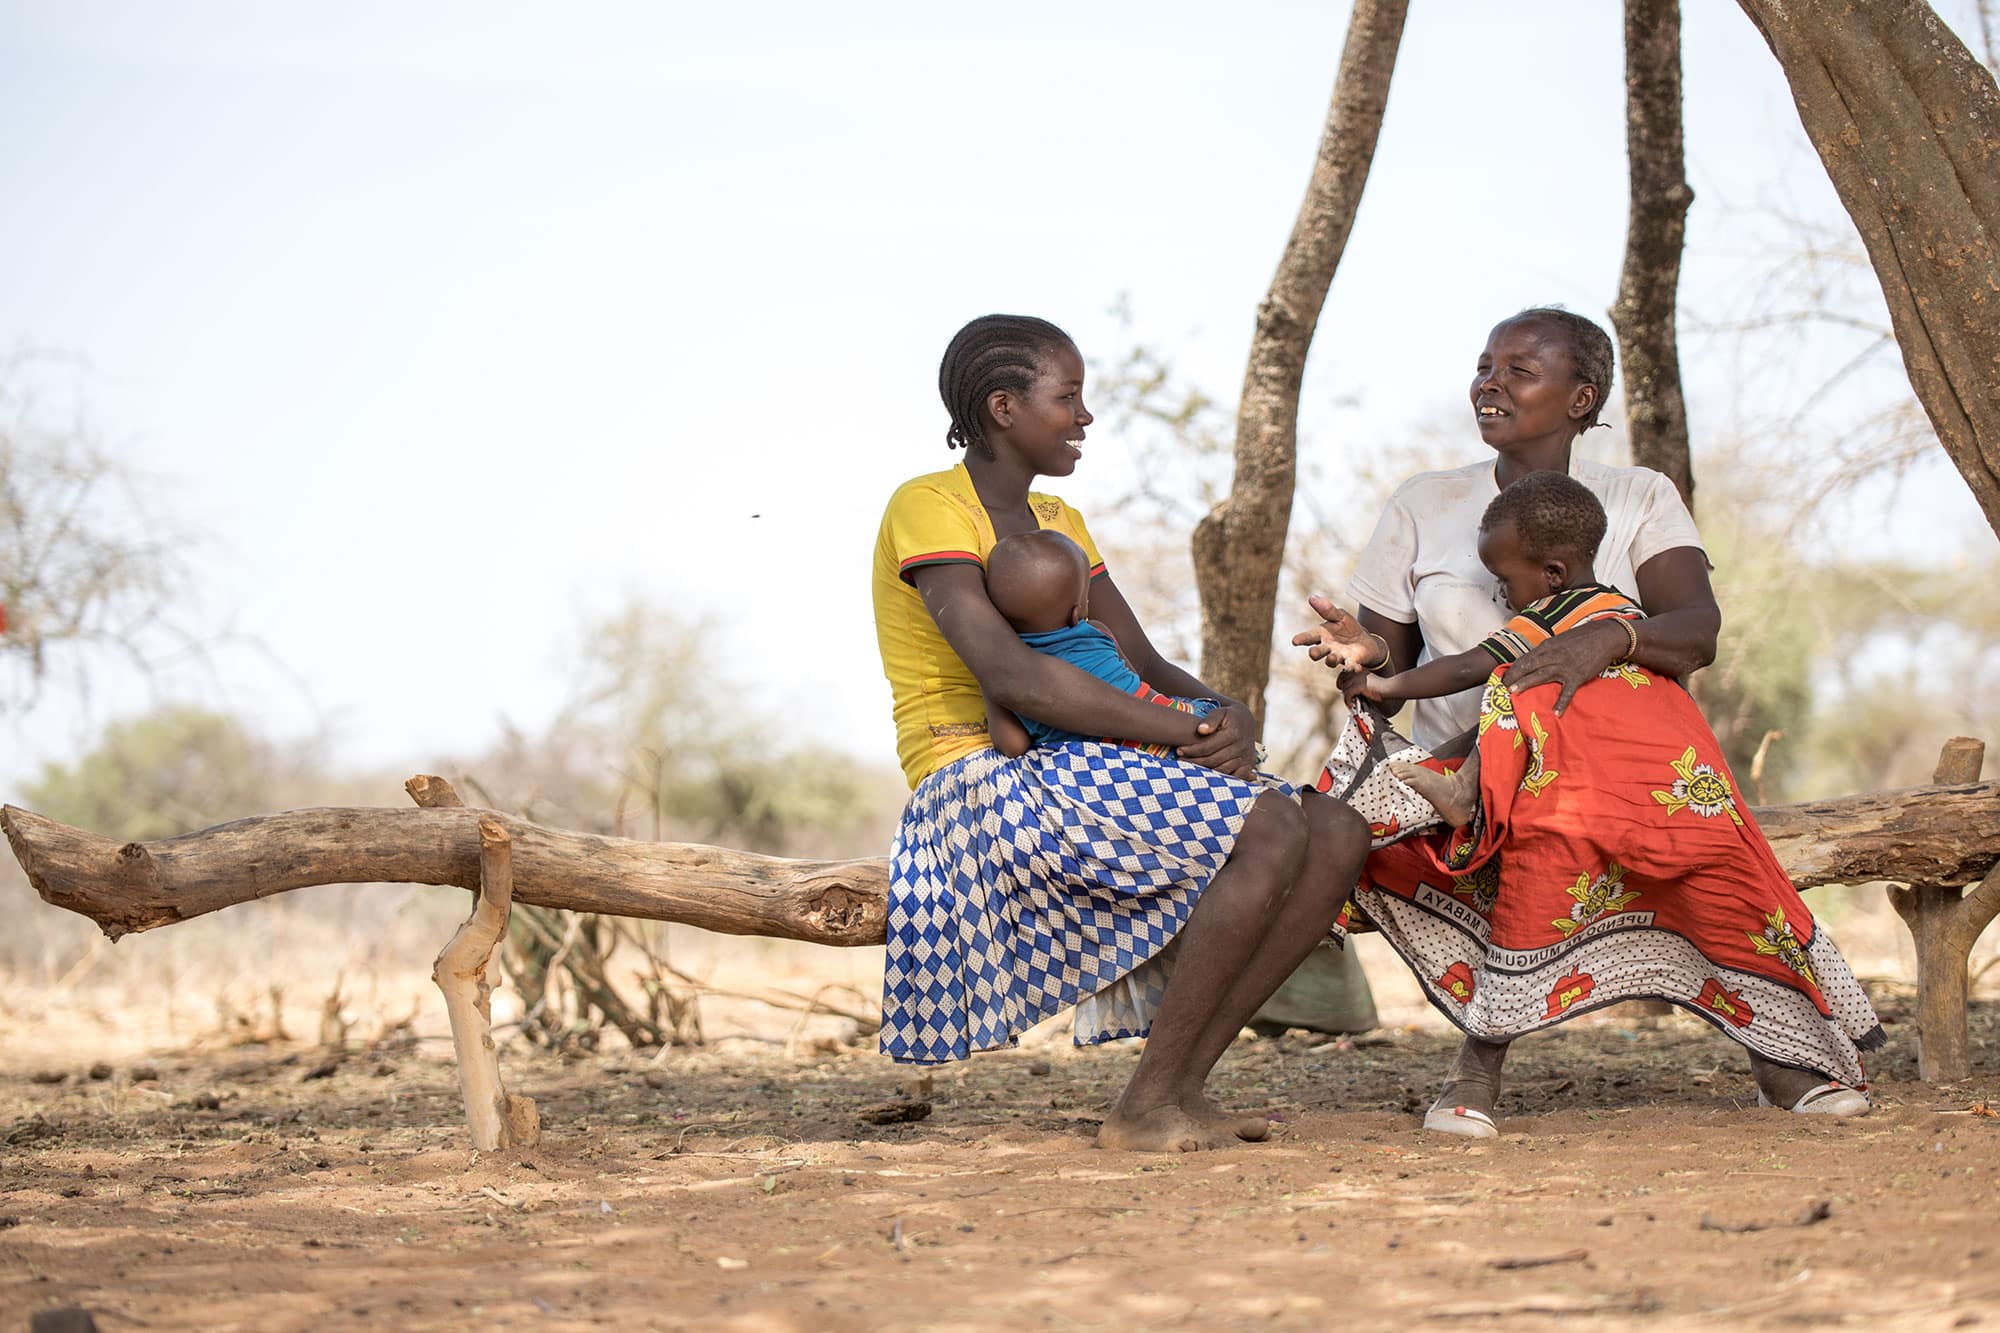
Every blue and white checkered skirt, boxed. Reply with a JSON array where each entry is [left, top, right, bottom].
[[879, 742, 1274, 1065]]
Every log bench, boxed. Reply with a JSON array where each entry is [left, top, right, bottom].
[[6, 744, 1998, 1147]]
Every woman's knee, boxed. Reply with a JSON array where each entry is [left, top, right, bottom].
[[1236, 791, 1309, 884], [1303, 790, 1371, 870]]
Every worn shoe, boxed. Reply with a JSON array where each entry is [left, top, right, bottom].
[[1756, 1083, 1871, 1116], [1421, 1103, 1499, 1138]]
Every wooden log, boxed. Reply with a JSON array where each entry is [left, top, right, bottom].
[[1888, 739, 1997, 1083], [1750, 780, 2000, 891], [433, 817, 538, 1150], [1, 803, 889, 945], [6, 777, 1999, 946]]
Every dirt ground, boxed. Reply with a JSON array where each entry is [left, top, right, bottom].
[[3, 981, 1997, 1332]]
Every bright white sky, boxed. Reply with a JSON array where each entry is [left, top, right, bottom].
[[2, 1, 1993, 801]]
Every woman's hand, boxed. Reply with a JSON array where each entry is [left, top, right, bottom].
[[1501, 619, 1628, 716], [1292, 594, 1379, 676], [1177, 701, 1259, 779]]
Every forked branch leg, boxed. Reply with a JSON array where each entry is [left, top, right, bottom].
[[1888, 738, 1996, 1084], [424, 785, 539, 1149]]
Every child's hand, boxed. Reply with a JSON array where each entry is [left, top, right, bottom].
[[1342, 671, 1396, 706]]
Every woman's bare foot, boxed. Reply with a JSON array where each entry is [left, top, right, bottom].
[[1097, 1103, 1239, 1152], [1389, 760, 1477, 828], [1185, 1093, 1271, 1142]]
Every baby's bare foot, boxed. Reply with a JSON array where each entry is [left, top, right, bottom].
[[1389, 760, 1477, 828], [1097, 1103, 1238, 1153], [1187, 1093, 1271, 1142]]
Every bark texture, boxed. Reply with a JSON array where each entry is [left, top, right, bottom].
[[1193, 0, 1408, 726], [1737, 0, 2000, 534], [1612, 0, 1696, 509], [7, 779, 1998, 942]]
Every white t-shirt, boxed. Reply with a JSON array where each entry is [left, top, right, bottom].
[[1346, 456, 1706, 748]]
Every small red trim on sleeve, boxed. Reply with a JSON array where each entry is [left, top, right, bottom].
[[898, 552, 984, 585]]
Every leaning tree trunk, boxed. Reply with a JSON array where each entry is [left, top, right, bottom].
[[1192, 0, 1408, 727], [1611, 0, 1696, 510], [1736, 0, 2000, 537]]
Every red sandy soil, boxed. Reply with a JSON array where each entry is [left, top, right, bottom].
[[3, 991, 1997, 1331]]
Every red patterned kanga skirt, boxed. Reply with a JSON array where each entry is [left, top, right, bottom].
[[1356, 664, 1884, 1087]]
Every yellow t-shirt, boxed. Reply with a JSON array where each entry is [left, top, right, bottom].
[[872, 463, 1107, 789]]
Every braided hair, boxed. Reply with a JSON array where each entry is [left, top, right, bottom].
[[1512, 306, 1615, 431], [1481, 469, 1608, 565], [938, 315, 1076, 455]]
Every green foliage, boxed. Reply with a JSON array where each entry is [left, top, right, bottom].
[[24, 705, 295, 842], [1694, 508, 1819, 803], [1798, 552, 2000, 794], [459, 599, 901, 858]]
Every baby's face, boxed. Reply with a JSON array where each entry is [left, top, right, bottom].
[[1476, 519, 1551, 612]]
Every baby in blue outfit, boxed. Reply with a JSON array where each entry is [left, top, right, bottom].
[[982, 530, 1216, 755]]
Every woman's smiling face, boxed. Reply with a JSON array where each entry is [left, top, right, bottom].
[[993, 341, 1092, 477], [1469, 318, 1594, 450]]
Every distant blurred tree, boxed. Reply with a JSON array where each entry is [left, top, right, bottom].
[[22, 705, 304, 842], [446, 598, 903, 1051], [0, 357, 185, 713], [459, 600, 898, 857], [1690, 498, 1819, 802], [1801, 551, 2000, 794]]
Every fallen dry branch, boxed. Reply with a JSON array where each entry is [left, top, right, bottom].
[[1699, 1199, 1833, 1234], [6, 777, 1998, 947], [1487, 1248, 1590, 1271]]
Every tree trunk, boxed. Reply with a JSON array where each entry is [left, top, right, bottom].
[[1193, 0, 1408, 726], [1736, 0, 2000, 536], [8, 777, 1999, 943], [1611, 0, 1696, 509]]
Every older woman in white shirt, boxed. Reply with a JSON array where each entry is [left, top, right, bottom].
[[1304, 308, 1880, 1135]]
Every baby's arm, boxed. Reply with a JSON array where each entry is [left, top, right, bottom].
[[1351, 646, 1498, 704], [983, 688, 1032, 758]]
